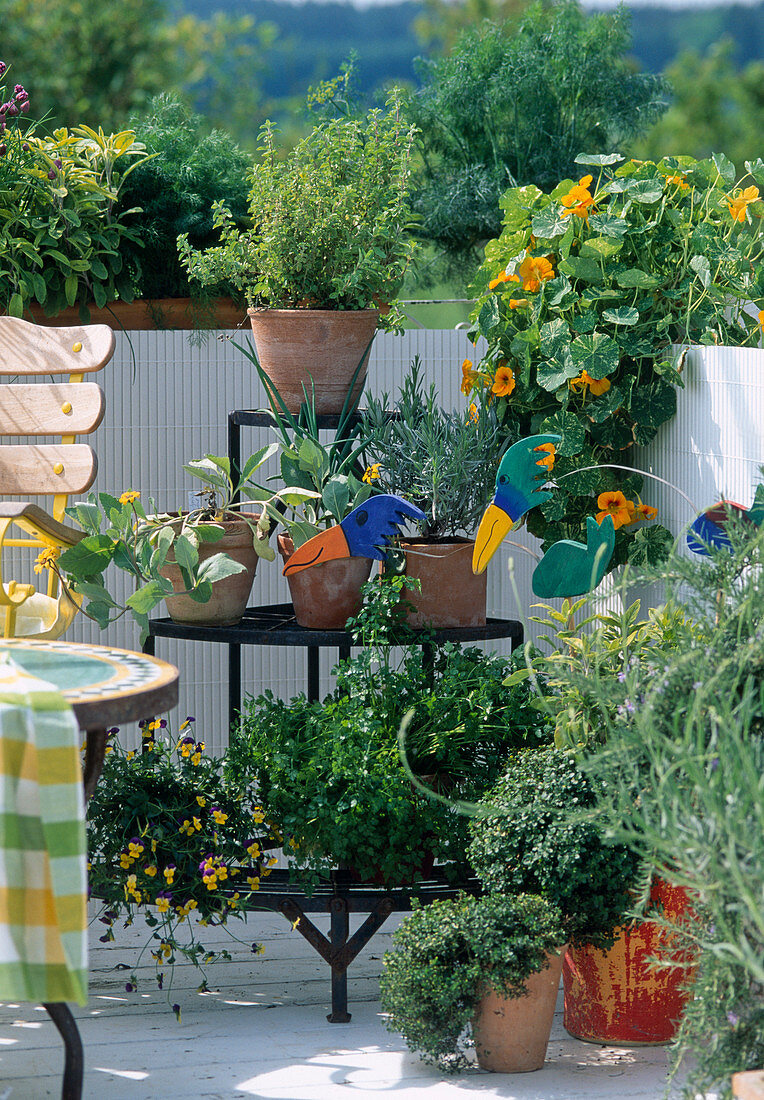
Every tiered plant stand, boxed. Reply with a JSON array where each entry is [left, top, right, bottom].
[[142, 406, 523, 1020]]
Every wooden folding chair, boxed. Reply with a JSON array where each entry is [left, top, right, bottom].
[[0, 316, 115, 639]]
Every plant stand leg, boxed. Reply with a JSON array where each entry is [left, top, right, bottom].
[[44, 1002, 83, 1100], [228, 642, 242, 731], [328, 897, 351, 1022], [307, 647, 319, 703]]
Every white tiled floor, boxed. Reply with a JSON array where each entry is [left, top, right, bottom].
[[0, 909, 704, 1099]]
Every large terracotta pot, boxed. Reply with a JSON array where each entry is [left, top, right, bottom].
[[733, 1070, 764, 1099], [26, 297, 244, 330], [473, 949, 565, 1072], [399, 539, 486, 629], [563, 878, 694, 1044], [278, 534, 372, 629], [161, 514, 261, 626], [247, 308, 378, 415]]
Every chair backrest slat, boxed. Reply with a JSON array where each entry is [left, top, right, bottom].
[[0, 444, 97, 494], [0, 382, 105, 436], [0, 317, 115, 375]]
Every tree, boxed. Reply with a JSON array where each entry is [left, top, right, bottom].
[[406, 1, 669, 275], [633, 41, 764, 170], [413, 0, 529, 51], [0, 0, 275, 138]]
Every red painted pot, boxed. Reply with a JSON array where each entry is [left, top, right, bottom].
[[563, 878, 694, 1044]]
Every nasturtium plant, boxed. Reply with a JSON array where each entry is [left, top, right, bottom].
[[468, 153, 764, 566]]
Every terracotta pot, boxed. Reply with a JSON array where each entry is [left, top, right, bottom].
[[563, 878, 694, 1044], [733, 1070, 764, 1099], [399, 539, 486, 628], [25, 297, 245, 330], [161, 514, 261, 626], [278, 534, 372, 629], [247, 308, 378, 415], [473, 949, 565, 1073]]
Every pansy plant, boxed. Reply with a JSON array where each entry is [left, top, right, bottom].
[[468, 153, 764, 568]]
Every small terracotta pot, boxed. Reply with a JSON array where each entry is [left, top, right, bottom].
[[563, 877, 694, 1044], [278, 534, 372, 629], [473, 949, 565, 1073], [399, 539, 486, 628], [247, 307, 378, 415], [732, 1070, 764, 1099], [161, 514, 261, 626]]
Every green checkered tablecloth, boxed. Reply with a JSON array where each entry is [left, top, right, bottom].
[[0, 654, 87, 1005]]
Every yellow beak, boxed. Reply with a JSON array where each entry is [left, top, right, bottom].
[[472, 503, 515, 575]]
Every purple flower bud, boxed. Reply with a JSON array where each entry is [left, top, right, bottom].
[[710, 758, 720, 771], [125, 982, 134, 993], [0, 62, 7, 78], [48, 169, 56, 180], [0, 144, 6, 157], [21, 142, 28, 152], [54, 158, 62, 169], [13, 85, 24, 95], [727, 1012, 739, 1027], [5, 102, 17, 117]]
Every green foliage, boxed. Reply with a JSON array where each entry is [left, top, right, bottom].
[[469, 153, 764, 560], [57, 452, 313, 640], [634, 43, 764, 171], [576, 517, 764, 1095], [117, 94, 253, 301], [0, 63, 149, 317], [380, 892, 566, 1073], [87, 721, 277, 1001], [407, 3, 668, 271], [360, 357, 505, 538], [227, 576, 552, 886], [529, 596, 691, 748], [179, 77, 418, 316], [468, 748, 641, 947]]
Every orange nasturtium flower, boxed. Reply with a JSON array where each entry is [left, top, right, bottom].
[[665, 174, 689, 191], [362, 463, 381, 484], [569, 371, 611, 397], [727, 186, 760, 223], [518, 254, 555, 293], [758, 310, 764, 332], [634, 500, 658, 521], [508, 298, 530, 310], [119, 490, 141, 505], [491, 362, 516, 398], [488, 269, 520, 291], [34, 546, 60, 574], [560, 175, 595, 220], [461, 358, 478, 395], [468, 402, 479, 424], [534, 442, 556, 471], [596, 490, 634, 530]]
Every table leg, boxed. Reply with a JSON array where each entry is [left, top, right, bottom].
[[82, 728, 108, 804], [307, 647, 319, 703], [43, 1002, 83, 1100], [229, 642, 242, 731]]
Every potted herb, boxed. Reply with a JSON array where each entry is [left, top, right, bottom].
[[53, 450, 317, 639], [468, 153, 763, 570], [360, 356, 506, 627], [380, 892, 567, 1074], [178, 70, 418, 414], [226, 576, 552, 886], [580, 516, 764, 1087], [87, 719, 278, 1005], [259, 395, 375, 629]]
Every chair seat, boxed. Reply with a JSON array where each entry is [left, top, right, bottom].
[[2, 588, 81, 641]]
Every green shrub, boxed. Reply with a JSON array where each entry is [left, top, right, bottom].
[[118, 94, 252, 303], [468, 748, 640, 947], [0, 61, 147, 318]]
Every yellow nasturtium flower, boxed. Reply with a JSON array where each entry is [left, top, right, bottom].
[[727, 186, 760, 223]]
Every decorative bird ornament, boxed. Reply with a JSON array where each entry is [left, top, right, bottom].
[[531, 515, 616, 598], [282, 494, 427, 576], [472, 434, 561, 575], [687, 487, 764, 555]]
